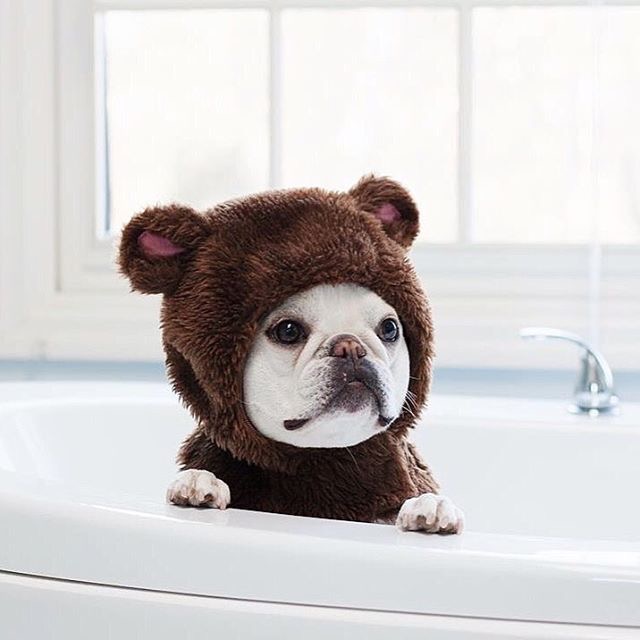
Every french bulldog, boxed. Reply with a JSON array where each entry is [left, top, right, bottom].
[[167, 282, 464, 533], [118, 175, 463, 533]]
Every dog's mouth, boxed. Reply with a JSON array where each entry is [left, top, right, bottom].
[[283, 418, 310, 431], [283, 365, 393, 431]]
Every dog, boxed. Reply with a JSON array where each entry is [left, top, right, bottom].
[[119, 175, 463, 533], [166, 283, 463, 533]]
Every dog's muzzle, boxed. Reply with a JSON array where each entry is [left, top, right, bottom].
[[283, 339, 393, 430]]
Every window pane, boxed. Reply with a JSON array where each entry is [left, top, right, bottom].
[[598, 8, 640, 244], [281, 8, 458, 243], [101, 10, 269, 234], [473, 8, 594, 243]]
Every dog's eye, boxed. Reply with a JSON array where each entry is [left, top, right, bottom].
[[271, 319, 306, 345], [378, 318, 400, 342]]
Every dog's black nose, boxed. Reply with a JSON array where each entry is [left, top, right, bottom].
[[329, 335, 366, 360]]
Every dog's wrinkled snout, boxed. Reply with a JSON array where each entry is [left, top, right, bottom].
[[329, 334, 366, 361]]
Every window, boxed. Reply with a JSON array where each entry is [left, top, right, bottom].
[[98, 7, 458, 242], [473, 7, 640, 244], [95, 4, 640, 246], [1, 0, 639, 369], [280, 8, 458, 243], [98, 10, 270, 235]]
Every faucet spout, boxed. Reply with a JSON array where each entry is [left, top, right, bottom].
[[520, 327, 619, 415]]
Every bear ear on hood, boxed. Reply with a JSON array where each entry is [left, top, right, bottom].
[[348, 175, 420, 249], [118, 204, 212, 295]]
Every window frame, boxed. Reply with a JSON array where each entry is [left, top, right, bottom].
[[0, 0, 639, 370]]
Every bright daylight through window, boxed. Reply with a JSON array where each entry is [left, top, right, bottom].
[[97, 6, 640, 245]]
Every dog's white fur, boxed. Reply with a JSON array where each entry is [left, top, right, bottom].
[[167, 283, 463, 534], [244, 283, 410, 448]]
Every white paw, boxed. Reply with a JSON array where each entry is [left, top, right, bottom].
[[166, 469, 230, 509], [396, 493, 464, 534]]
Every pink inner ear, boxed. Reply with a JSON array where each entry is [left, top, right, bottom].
[[375, 203, 401, 225], [138, 230, 186, 258]]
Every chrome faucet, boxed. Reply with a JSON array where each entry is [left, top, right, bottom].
[[520, 327, 619, 415]]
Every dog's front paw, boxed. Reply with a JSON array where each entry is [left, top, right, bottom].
[[166, 469, 230, 509], [396, 493, 464, 534]]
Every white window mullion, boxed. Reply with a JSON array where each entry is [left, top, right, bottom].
[[457, 3, 473, 243], [94, 12, 110, 238], [268, 3, 283, 188]]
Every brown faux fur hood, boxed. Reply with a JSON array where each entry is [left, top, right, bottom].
[[119, 176, 438, 522]]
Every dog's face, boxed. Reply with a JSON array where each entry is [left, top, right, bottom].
[[243, 283, 410, 448]]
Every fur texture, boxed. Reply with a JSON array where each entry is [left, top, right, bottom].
[[119, 175, 438, 523]]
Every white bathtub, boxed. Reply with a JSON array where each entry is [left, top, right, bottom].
[[0, 381, 638, 639]]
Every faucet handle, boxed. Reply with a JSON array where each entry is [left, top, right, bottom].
[[520, 327, 619, 415]]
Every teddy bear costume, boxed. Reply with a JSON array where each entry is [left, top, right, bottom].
[[119, 175, 438, 523]]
